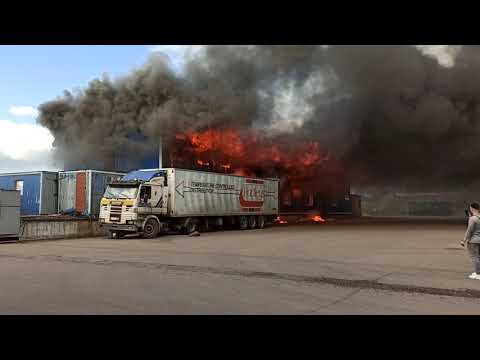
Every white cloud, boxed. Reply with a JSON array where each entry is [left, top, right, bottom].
[[9, 106, 39, 117], [0, 119, 58, 172], [416, 45, 462, 68], [0, 119, 54, 160], [0, 150, 59, 172]]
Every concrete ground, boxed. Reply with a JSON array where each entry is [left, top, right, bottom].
[[1, 219, 479, 314]]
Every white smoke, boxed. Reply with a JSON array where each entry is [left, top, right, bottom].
[[269, 70, 326, 133], [416, 45, 462, 68]]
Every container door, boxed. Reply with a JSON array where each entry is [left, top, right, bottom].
[[75, 172, 86, 214]]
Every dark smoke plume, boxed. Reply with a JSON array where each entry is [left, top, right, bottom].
[[39, 45, 480, 188]]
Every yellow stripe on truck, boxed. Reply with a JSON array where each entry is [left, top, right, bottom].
[[100, 198, 134, 206]]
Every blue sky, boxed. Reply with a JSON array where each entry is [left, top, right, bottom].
[[0, 45, 189, 171], [0, 45, 162, 121]]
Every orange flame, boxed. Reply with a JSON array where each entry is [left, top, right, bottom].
[[197, 159, 210, 166], [171, 128, 348, 196], [312, 215, 326, 223]]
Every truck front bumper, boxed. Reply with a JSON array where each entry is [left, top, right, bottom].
[[101, 223, 139, 232]]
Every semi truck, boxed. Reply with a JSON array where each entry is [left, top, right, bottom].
[[99, 168, 279, 238]]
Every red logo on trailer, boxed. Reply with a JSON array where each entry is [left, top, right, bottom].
[[239, 179, 265, 208]]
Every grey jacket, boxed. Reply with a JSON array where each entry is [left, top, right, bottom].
[[464, 215, 480, 244]]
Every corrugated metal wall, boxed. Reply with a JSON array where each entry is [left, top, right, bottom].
[[170, 169, 279, 217], [0, 173, 41, 215]]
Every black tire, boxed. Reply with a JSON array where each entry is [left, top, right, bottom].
[[183, 217, 198, 235], [203, 218, 211, 232], [238, 216, 248, 230], [248, 216, 257, 229], [224, 217, 235, 230], [143, 219, 160, 239], [215, 217, 224, 231], [257, 215, 265, 229]]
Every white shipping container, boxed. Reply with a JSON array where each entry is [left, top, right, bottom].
[[165, 168, 279, 217]]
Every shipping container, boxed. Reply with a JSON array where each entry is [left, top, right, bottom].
[[0, 171, 58, 215], [0, 189, 20, 237], [58, 170, 124, 216]]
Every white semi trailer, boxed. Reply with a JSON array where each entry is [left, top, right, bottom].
[[99, 168, 279, 238]]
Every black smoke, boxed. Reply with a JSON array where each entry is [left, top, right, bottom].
[[38, 45, 480, 188]]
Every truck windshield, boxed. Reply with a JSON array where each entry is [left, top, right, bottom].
[[104, 186, 138, 199]]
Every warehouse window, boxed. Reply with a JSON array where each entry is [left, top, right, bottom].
[[15, 180, 24, 196]]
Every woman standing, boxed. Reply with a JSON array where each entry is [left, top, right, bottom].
[[461, 202, 480, 280]]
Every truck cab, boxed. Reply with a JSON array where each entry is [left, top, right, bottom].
[[99, 170, 168, 238]]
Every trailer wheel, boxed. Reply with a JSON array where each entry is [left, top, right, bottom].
[[215, 217, 224, 231], [248, 216, 257, 229], [183, 217, 198, 235], [143, 219, 159, 239], [224, 217, 235, 230], [203, 218, 212, 232], [239, 216, 248, 230], [257, 216, 265, 229]]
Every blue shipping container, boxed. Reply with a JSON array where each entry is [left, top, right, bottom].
[[0, 171, 58, 216]]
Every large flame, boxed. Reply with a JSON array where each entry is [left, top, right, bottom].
[[171, 128, 337, 177], [170, 127, 349, 203]]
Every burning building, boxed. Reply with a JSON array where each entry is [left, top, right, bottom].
[[163, 127, 353, 217], [39, 45, 480, 219]]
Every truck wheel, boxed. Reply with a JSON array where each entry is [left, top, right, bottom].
[[257, 216, 265, 229], [215, 217, 224, 231], [239, 216, 248, 230], [203, 218, 211, 232], [183, 217, 198, 235], [248, 216, 257, 229], [224, 217, 235, 230], [143, 219, 159, 239]]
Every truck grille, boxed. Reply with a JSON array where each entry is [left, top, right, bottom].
[[110, 205, 123, 222], [110, 205, 122, 213]]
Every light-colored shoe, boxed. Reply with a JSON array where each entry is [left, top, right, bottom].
[[468, 273, 480, 280]]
